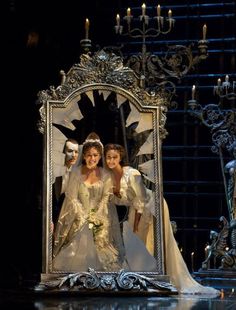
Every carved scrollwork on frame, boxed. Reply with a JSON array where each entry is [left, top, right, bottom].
[[36, 268, 177, 295], [37, 50, 171, 135]]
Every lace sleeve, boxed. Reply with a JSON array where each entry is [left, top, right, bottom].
[[53, 166, 87, 257], [53, 194, 83, 257], [128, 168, 147, 214]]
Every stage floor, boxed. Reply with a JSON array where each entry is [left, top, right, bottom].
[[1, 288, 236, 310]]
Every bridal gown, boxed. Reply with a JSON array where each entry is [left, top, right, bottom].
[[53, 166, 126, 272], [112, 166, 220, 295]]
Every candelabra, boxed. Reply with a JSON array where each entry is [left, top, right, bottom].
[[114, 4, 208, 105], [214, 75, 236, 101], [188, 75, 236, 271]]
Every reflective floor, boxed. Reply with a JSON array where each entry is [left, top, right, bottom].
[[1, 289, 236, 310]]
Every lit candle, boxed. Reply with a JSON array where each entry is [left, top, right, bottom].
[[217, 78, 221, 87], [116, 14, 120, 27], [85, 18, 90, 39], [191, 252, 194, 271], [222, 74, 230, 91], [157, 4, 161, 17], [203, 24, 207, 40], [220, 289, 224, 299], [142, 3, 146, 16], [127, 7, 131, 16], [192, 85, 196, 100], [204, 246, 207, 259], [168, 9, 172, 18]]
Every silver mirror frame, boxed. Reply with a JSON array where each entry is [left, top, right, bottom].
[[36, 50, 177, 295]]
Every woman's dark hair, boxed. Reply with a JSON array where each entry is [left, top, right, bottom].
[[104, 143, 129, 166]]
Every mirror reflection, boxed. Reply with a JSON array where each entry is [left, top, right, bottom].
[[50, 89, 157, 272]]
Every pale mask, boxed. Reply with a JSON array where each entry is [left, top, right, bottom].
[[64, 141, 79, 168]]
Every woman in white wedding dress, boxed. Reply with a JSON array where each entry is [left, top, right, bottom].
[[52, 133, 126, 272], [104, 143, 220, 295]]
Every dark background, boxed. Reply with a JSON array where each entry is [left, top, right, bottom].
[[3, 0, 235, 288]]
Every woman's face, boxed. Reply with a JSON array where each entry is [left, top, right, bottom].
[[105, 149, 121, 170], [83, 147, 101, 169]]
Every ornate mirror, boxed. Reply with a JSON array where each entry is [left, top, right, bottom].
[[36, 49, 177, 295]]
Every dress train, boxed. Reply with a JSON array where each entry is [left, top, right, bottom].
[[158, 199, 220, 295]]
